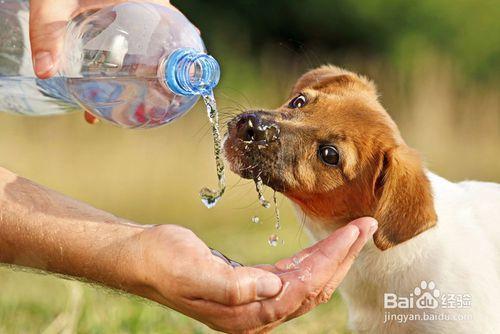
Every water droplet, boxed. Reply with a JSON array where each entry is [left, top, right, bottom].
[[251, 215, 260, 224], [298, 268, 312, 282], [200, 93, 226, 208], [268, 234, 279, 247], [200, 189, 221, 208]]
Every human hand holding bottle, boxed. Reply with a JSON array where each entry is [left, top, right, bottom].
[[29, 0, 175, 78], [27, 0, 208, 126]]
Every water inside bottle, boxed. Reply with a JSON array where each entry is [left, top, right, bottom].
[[0, 76, 77, 115], [199, 93, 226, 208]]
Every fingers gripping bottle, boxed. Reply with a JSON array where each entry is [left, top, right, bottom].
[[0, 1, 220, 128]]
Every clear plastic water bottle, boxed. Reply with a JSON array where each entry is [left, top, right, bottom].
[[0, 1, 220, 128]]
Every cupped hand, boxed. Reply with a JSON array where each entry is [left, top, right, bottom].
[[29, 0, 173, 78], [129, 218, 377, 333]]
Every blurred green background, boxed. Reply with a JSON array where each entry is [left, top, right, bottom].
[[1, 0, 499, 333]]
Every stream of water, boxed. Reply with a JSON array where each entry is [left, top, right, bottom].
[[198, 93, 283, 246], [253, 177, 283, 247], [199, 93, 226, 208]]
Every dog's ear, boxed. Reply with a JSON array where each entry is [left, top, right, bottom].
[[291, 65, 376, 97], [372, 146, 437, 250]]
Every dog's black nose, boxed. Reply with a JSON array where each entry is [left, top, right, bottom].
[[235, 113, 279, 143]]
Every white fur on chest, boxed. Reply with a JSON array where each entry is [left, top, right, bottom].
[[295, 172, 500, 334]]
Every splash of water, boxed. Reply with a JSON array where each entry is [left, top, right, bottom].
[[199, 93, 226, 208], [268, 234, 279, 247], [251, 215, 260, 224]]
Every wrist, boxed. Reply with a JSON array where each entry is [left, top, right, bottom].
[[81, 219, 148, 292], [120, 224, 184, 306]]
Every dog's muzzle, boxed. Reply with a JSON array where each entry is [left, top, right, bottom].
[[235, 112, 280, 144]]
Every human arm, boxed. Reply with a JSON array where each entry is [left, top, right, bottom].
[[0, 166, 376, 332]]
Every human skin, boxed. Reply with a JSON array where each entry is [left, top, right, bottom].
[[0, 166, 377, 332]]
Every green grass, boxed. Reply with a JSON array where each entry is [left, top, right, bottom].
[[0, 51, 499, 333]]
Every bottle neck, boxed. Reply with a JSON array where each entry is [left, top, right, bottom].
[[162, 48, 220, 96]]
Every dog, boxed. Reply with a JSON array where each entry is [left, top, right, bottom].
[[223, 65, 500, 333]]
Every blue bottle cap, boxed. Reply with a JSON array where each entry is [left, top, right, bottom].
[[164, 48, 220, 96]]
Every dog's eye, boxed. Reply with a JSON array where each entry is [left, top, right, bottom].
[[288, 94, 307, 109], [318, 145, 340, 166]]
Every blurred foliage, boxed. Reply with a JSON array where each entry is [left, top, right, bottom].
[[175, 0, 500, 80]]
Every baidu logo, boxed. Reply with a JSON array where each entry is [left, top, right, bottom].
[[383, 281, 473, 323], [384, 280, 471, 310], [414, 280, 440, 309]]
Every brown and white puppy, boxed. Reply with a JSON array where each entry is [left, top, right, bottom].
[[224, 65, 500, 333]]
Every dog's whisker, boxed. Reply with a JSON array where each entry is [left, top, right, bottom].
[[218, 89, 253, 110]]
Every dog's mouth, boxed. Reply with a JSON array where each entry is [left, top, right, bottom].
[[223, 111, 287, 192]]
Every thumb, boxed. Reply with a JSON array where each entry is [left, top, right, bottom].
[[29, 0, 75, 78]]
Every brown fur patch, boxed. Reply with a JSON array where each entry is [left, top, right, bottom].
[[291, 65, 377, 96], [373, 146, 437, 250]]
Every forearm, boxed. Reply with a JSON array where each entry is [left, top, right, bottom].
[[0, 167, 145, 291]]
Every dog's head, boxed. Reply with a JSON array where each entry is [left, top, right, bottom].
[[224, 65, 437, 250]]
